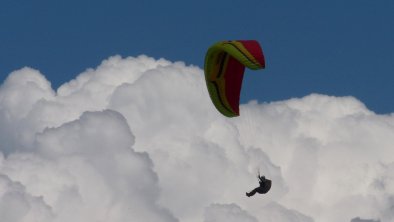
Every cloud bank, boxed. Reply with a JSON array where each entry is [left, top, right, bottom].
[[0, 55, 393, 222]]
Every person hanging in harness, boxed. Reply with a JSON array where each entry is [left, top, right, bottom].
[[246, 173, 272, 197]]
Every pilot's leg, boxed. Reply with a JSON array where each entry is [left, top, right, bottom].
[[246, 188, 258, 197]]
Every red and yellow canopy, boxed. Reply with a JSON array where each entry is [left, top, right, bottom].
[[204, 40, 265, 117]]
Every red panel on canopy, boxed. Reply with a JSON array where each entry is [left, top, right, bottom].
[[238, 40, 265, 68], [224, 55, 245, 115]]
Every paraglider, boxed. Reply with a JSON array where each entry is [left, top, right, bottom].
[[246, 173, 272, 197], [204, 40, 265, 117], [204, 40, 271, 197]]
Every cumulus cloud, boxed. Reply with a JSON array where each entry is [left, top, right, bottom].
[[204, 203, 258, 222], [351, 217, 381, 222], [0, 174, 53, 222], [0, 55, 393, 222]]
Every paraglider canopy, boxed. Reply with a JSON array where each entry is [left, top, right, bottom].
[[204, 40, 265, 117]]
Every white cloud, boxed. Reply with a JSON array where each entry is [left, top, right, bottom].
[[0, 110, 177, 222], [0, 174, 53, 222], [0, 55, 393, 222], [351, 217, 381, 222], [204, 203, 258, 222]]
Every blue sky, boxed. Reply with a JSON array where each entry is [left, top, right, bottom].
[[1, 0, 393, 113]]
